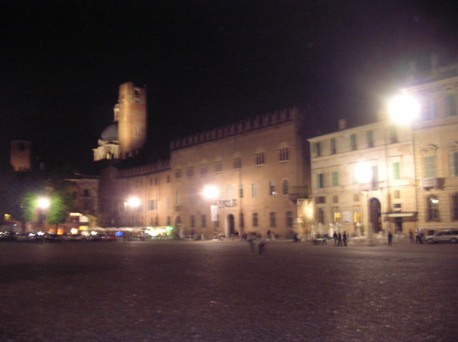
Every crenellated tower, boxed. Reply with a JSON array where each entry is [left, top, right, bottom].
[[117, 82, 147, 159], [10, 140, 31, 171]]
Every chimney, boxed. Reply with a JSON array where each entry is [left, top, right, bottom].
[[338, 119, 347, 130]]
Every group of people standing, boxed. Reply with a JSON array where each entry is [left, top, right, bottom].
[[246, 233, 267, 255], [332, 231, 348, 246]]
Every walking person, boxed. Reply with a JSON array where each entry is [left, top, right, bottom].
[[415, 228, 423, 244], [333, 232, 338, 246], [337, 232, 342, 246], [387, 231, 393, 246], [258, 235, 266, 255], [342, 231, 348, 246]]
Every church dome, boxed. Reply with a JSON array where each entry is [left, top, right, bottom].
[[100, 122, 118, 141]]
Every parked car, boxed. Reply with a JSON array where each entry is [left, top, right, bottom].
[[44, 233, 62, 242], [0, 231, 16, 242], [425, 230, 458, 244], [62, 233, 85, 242], [312, 234, 328, 245]]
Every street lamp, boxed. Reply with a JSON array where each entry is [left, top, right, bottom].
[[387, 92, 420, 234], [387, 94, 420, 125], [202, 185, 219, 238], [37, 197, 50, 231], [356, 162, 374, 245], [125, 196, 141, 228]]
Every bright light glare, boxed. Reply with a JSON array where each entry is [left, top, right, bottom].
[[388, 94, 420, 125], [126, 196, 141, 208], [38, 197, 50, 209], [355, 163, 372, 184], [202, 185, 219, 200]]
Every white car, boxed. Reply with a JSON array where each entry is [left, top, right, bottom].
[[425, 230, 458, 244]]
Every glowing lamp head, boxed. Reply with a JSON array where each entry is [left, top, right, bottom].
[[203, 185, 219, 200], [126, 196, 141, 208], [355, 163, 372, 184], [387, 94, 420, 125], [38, 197, 50, 210]]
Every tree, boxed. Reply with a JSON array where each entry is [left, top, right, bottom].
[[20, 179, 76, 231], [48, 194, 71, 227]]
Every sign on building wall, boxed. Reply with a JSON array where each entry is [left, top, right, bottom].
[[342, 211, 352, 223], [217, 199, 237, 209]]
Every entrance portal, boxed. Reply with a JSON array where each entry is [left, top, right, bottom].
[[369, 198, 381, 233], [227, 214, 235, 237], [175, 216, 183, 238]]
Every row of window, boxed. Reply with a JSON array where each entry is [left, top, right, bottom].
[[122, 149, 458, 190], [315, 164, 393, 189], [423, 151, 458, 178], [186, 211, 294, 229], [313, 94, 457, 158], [315, 191, 403, 206], [117, 211, 295, 229], [117, 178, 292, 217], [146, 180, 291, 209], [175, 148, 290, 178], [313, 129, 393, 157], [314, 193, 458, 225], [314, 206, 360, 225], [421, 93, 457, 120], [425, 194, 458, 221], [315, 150, 458, 189]]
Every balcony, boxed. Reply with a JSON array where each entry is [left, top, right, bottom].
[[421, 177, 444, 190], [288, 186, 309, 204]]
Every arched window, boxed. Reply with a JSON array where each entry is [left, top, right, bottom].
[[448, 142, 458, 177], [282, 179, 289, 195], [426, 195, 440, 221], [317, 208, 325, 224], [421, 144, 438, 178], [452, 193, 458, 221]]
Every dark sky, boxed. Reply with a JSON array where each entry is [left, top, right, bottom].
[[1, 0, 457, 170]]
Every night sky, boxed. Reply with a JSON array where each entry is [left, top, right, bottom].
[[1, 0, 457, 170]]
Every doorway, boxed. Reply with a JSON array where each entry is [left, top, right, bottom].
[[227, 214, 235, 237], [369, 198, 381, 233]]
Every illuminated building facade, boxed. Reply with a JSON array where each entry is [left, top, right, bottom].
[[309, 118, 417, 237], [407, 62, 458, 232], [66, 174, 99, 232], [93, 82, 147, 161], [97, 104, 310, 239], [309, 61, 458, 237]]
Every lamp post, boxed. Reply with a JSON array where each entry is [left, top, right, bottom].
[[387, 93, 420, 234], [37, 197, 50, 232], [125, 196, 141, 228], [202, 185, 219, 238], [356, 162, 374, 245]]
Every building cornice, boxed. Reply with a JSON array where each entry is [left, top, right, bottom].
[[170, 107, 298, 151]]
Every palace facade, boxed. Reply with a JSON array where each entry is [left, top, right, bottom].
[[309, 62, 458, 238], [95, 84, 311, 238]]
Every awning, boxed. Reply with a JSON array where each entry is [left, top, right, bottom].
[[384, 212, 417, 218]]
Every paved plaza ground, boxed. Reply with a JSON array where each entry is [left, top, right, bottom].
[[0, 239, 456, 341]]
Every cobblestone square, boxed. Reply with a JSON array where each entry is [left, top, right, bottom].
[[0, 240, 456, 341]]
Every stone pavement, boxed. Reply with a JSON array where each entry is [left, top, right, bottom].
[[0, 239, 456, 341]]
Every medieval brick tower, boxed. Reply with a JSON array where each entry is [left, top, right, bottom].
[[10, 140, 31, 171], [117, 82, 147, 158]]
